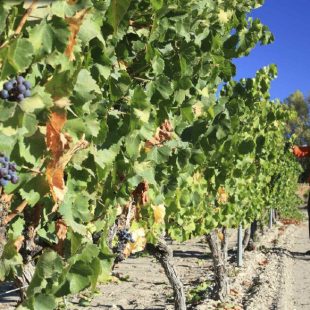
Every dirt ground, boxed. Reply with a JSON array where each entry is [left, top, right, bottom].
[[1, 211, 310, 310], [271, 219, 310, 310]]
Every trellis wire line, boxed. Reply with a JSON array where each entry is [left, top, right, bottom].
[[0, 285, 28, 297]]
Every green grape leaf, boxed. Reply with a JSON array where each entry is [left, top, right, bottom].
[[0, 38, 34, 79], [238, 139, 255, 155], [28, 19, 54, 56], [107, 0, 132, 32], [33, 294, 56, 310]]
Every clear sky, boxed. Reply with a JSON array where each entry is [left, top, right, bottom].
[[233, 0, 310, 101]]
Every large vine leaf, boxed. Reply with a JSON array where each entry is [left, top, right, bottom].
[[107, 0, 132, 32], [0, 38, 33, 79]]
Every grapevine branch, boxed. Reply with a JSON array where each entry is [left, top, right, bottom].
[[15, 0, 39, 35], [0, 0, 39, 49], [21, 166, 43, 175], [4, 200, 27, 225]]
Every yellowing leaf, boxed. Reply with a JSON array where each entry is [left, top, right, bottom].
[[54, 97, 71, 108], [14, 235, 24, 252], [218, 10, 232, 24], [193, 101, 203, 117], [123, 228, 146, 257], [274, 120, 279, 128], [193, 171, 203, 184], [217, 231, 224, 241], [134, 108, 150, 123], [217, 186, 228, 204], [152, 204, 165, 224], [200, 87, 209, 97]]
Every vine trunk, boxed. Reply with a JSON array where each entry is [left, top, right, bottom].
[[147, 239, 186, 310]]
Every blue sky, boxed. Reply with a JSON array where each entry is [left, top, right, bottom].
[[233, 0, 310, 101]]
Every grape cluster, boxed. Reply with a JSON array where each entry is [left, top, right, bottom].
[[118, 229, 135, 243], [0, 154, 19, 187], [114, 229, 135, 263], [0, 76, 31, 102], [92, 231, 103, 244]]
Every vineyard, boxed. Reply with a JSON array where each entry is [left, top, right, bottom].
[[0, 1, 304, 309]]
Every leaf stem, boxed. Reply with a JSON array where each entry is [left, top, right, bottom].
[[133, 76, 151, 82], [21, 165, 43, 175]]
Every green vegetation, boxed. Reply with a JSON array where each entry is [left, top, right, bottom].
[[0, 0, 302, 308]]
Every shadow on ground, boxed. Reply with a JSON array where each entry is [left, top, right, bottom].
[[262, 247, 310, 261]]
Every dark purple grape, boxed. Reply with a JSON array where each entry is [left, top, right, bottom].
[[0, 155, 18, 186], [17, 94, 24, 102], [0, 89, 9, 99], [9, 163, 16, 171], [0, 179, 8, 187], [4, 82, 13, 91], [0, 168, 8, 176], [24, 89, 31, 98], [2, 163, 8, 169], [118, 229, 134, 243], [24, 81, 31, 89], [16, 76, 24, 83], [11, 175, 19, 184], [17, 84, 26, 93]]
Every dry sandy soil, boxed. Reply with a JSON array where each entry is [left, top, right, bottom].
[[1, 211, 310, 310]]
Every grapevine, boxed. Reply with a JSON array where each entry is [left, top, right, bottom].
[[0, 0, 302, 309]]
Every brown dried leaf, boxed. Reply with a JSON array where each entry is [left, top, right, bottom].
[[65, 8, 90, 61], [145, 120, 173, 150], [217, 186, 228, 204], [281, 218, 301, 225], [46, 111, 68, 204], [46, 164, 66, 203], [46, 111, 89, 205], [54, 219, 67, 255], [46, 111, 68, 162], [46, 139, 89, 204], [132, 181, 149, 206], [3, 200, 27, 225], [56, 219, 67, 240], [258, 259, 268, 266]]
